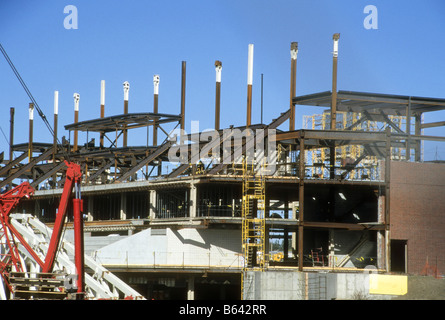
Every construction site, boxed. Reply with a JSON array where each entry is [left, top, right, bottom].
[[0, 34, 444, 300]]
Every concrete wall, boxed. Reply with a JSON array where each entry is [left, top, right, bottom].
[[244, 271, 403, 300], [390, 161, 445, 274], [94, 227, 242, 268]]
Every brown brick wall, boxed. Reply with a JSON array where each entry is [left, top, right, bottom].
[[390, 161, 445, 275]]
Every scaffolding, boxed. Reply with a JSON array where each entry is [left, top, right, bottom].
[[303, 111, 416, 180]]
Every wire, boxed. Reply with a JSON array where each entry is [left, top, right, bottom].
[[0, 43, 70, 161]]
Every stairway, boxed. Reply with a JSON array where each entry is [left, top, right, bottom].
[[1, 214, 145, 300]]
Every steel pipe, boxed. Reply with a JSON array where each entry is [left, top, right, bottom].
[[246, 44, 254, 128], [215, 60, 222, 130]]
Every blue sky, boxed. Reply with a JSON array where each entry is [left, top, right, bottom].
[[0, 0, 444, 160]]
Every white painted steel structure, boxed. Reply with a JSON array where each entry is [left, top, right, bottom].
[[0, 214, 145, 300]]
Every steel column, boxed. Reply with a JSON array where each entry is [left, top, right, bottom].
[[298, 134, 305, 271], [215, 60, 222, 131], [330, 34, 340, 180], [289, 42, 298, 131], [73, 93, 80, 152], [9, 107, 14, 167], [123, 81, 130, 147], [100, 80, 105, 148], [153, 75, 160, 146], [28, 103, 34, 161], [53, 91, 58, 162], [246, 44, 254, 128], [181, 61, 186, 131]]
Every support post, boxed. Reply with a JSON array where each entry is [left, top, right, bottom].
[[246, 44, 254, 128], [298, 134, 305, 271], [153, 75, 160, 146], [331, 33, 340, 131], [28, 103, 34, 161], [187, 276, 195, 300], [53, 91, 58, 162], [123, 81, 130, 147], [100, 80, 105, 148], [120, 192, 127, 220], [9, 107, 14, 165], [215, 60, 222, 131], [405, 97, 411, 161], [289, 42, 298, 131], [190, 183, 197, 218], [385, 127, 391, 272], [330, 33, 340, 180], [414, 113, 422, 161], [181, 61, 186, 131], [73, 93, 80, 152], [149, 190, 157, 219]]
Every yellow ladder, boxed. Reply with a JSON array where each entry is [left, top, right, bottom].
[[241, 159, 266, 299]]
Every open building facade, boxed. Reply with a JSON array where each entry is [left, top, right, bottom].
[[2, 37, 445, 300]]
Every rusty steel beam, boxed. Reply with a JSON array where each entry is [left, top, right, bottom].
[[246, 44, 254, 128], [28, 103, 34, 161], [116, 140, 174, 182], [9, 107, 14, 164], [215, 60, 222, 131], [0, 147, 53, 189], [123, 81, 130, 147], [180, 61, 186, 131], [100, 80, 105, 148], [153, 75, 160, 146], [289, 42, 298, 131], [30, 161, 66, 188], [73, 93, 80, 152], [53, 91, 58, 162]]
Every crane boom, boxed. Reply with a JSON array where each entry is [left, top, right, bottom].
[[0, 161, 84, 296]]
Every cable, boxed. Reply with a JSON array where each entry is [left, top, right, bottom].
[[0, 43, 70, 161]]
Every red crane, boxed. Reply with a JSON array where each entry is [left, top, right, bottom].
[[0, 43, 87, 298], [0, 161, 85, 297]]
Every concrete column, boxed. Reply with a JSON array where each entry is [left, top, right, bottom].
[[149, 190, 157, 219], [190, 183, 197, 218], [87, 196, 94, 221], [120, 192, 127, 220], [187, 276, 195, 300], [329, 230, 335, 267]]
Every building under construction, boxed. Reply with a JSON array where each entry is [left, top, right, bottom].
[[1, 35, 444, 300]]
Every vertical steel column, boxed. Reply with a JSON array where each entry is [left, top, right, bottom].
[[153, 75, 160, 146], [405, 97, 411, 161], [123, 81, 130, 147], [28, 103, 34, 161], [261, 73, 263, 124], [180, 61, 186, 131], [100, 80, 105, 148], [331, 33, 340, 130], [73, 93, 80, 152], [9, 107, 14, 164], [414, 113, 422, 161], [384, 127, 391, 272], [53, 91, 58, 162], [246, 44, 254, 128], [298, 133, 305, 271], [215, 60, 222, 131], [289, 42, 298, 131], [330, 34, 340, 180]]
